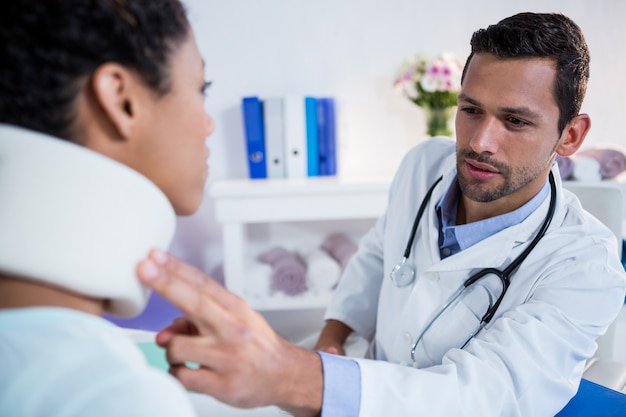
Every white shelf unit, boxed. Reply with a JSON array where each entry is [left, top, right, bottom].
[[210, 176, 391, 310], [210, 177, 625, 311]]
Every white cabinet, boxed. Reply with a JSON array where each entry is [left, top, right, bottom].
[[210, 177, 391, 310]]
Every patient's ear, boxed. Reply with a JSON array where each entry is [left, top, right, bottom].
[[556, 113, 591, 157], [90, 63, 138, 140]]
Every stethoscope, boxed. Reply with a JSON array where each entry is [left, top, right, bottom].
[[389, 172, 557, 363]]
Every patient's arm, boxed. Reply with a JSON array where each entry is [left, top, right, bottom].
[[313, 319, 353, 355]]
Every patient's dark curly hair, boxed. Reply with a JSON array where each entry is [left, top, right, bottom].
[[0, 0, 189, 140], [463, 13, 590, 134]]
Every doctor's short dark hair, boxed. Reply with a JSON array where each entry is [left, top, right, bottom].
[[462, 12, 590, 135], [0, 0, 189, 141]]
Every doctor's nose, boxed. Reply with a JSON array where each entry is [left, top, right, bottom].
[[469, 117, 501, 155]]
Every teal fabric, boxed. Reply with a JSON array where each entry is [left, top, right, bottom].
[[137, 342, 169, 372], [137, 342, 199, 372]]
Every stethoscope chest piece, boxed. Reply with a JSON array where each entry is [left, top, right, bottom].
[[389, 176, 443, 289], [390, 258, 415, 287]]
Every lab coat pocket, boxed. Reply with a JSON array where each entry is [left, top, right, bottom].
[[415, 282, 499, 367]]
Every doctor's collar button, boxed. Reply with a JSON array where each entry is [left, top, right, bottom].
[[442, 247, 451, 256]]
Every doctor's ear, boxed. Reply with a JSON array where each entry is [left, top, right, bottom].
[[556, 114, 591, 158], [90, 63, 140, 140]]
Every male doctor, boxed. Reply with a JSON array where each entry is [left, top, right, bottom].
[[137, 12, 626, 417]]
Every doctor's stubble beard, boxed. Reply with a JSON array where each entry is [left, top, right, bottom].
[[456, 149, 555, 203]]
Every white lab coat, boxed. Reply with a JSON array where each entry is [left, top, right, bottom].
[[325, 137, 626, 417]]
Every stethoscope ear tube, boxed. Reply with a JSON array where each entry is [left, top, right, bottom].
[[402, 176, 443, 260], [482, 172, 557, 323]]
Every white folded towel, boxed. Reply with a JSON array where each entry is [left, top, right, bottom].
[[244, 261, 273, 297], [304, 249, 341, 292], [210, 261, 272, 297], [572, 155, 602, 182]]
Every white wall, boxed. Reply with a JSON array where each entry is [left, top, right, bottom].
[[172, 0, 626, 282]]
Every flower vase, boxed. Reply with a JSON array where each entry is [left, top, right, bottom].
[[423, 106, 454, 137]]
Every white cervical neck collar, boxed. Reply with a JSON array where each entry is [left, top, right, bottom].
[[0, 124, 176, 317]]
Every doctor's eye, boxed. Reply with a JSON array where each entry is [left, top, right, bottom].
[[459, 106, 479, 114], [459, 106, 482, 117], [506, 116, 530, 128], [200, 80, 212, 96]]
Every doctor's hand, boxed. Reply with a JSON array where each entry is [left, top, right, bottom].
[[136, 249, 323, 417]]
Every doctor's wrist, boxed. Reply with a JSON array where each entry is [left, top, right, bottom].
[[276, 345, 323, 417]]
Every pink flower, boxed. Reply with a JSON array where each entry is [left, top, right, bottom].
[[394, 52, 464, 108]]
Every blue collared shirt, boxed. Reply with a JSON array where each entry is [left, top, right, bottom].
[[319, 177, 550, 416], [436, 176, 550, 259]]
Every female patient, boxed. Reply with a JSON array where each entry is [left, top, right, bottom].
[[0, 0, 213, 415]]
